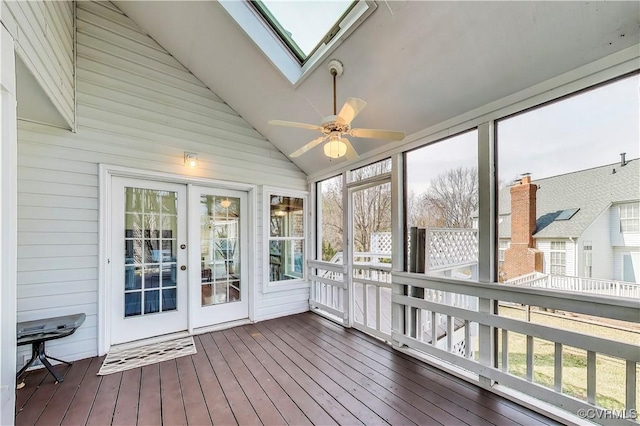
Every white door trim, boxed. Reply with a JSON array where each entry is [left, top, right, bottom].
[[98, 164, 257, 355]]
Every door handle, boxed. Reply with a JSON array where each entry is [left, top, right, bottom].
[[180, 265, 187, 271]]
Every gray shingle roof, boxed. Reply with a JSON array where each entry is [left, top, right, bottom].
[[498, 159, 639, 239]]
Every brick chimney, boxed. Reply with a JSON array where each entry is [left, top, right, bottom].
[[503, 175, 543, 281]]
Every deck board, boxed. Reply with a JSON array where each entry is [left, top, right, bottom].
[[136, 363, 161, 426], [15, 312, 560, 425]]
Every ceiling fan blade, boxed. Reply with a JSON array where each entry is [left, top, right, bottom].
[[337, 98, 367, 125], [341, 138, 359, 161], [349, 128, 406, 141], [269, 120, 322, 131], [289, 136, 327, 158]]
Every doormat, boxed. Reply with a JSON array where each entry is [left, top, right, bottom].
[[98, 336, 196, 376]]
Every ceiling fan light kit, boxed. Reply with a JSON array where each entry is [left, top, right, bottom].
[[324, 133, 348, 159], [269, 59, 405, 160]]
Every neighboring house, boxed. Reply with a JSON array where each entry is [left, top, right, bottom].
[[500, 155, 640, 284]]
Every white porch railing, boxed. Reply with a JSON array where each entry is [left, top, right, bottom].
[[309, 259, 347, 323], [508, 272, 640, 299], [352, 253, 393, 340], [392, 272, 640, 425]]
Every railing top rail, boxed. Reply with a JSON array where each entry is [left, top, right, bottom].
[[426, 228, 478, 233], [353, 252, 392, 257], [353, 263, 392, 272], [308, 260, 347, 273], [393, 271, 640, 323]]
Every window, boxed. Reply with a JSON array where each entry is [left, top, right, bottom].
[[405, 130, 478, 279], [583, 241, 592, 278], [220, 1, 376, 85], [267, 192, 306, 285], [350, 158, 391, 182], [497, 74, 638, 284], [550, 241, 566, 275], [498, 239, 510, 264], [620, 203, 639, 233], [555, 208, 579, 221]]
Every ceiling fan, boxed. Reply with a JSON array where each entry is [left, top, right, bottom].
[[269, 60, 405, 160]]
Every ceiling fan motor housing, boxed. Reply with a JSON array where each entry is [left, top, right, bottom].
[[328, 59, 344, 77], [321, 115, 350, 134]]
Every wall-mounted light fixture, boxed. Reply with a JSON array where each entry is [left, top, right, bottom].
[[274, 210, 287, 217], [184, 152, 198, 168]]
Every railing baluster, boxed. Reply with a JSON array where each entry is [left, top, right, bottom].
[[554, 342, 562, 392], [501, 329, 508, 372], [626, 360, 637, 411], [587, 351, 596, 404], [464, 320, 471, 358], [431, 311, 437, 346], [376, 285, 381, 332], [447, 315, 453, 352], [526, 335, 534, 382]]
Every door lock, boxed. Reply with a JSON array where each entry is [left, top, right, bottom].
[[180, 244, 186, 249], [180, 265, 187, 271]]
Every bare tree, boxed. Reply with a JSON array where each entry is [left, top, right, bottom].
[[427, 167, 478, 228]]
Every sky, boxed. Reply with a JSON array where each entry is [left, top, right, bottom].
[[406, 74, 640, 194], [260, 1, 352, 55]]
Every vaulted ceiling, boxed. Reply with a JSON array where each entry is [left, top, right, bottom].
[[114, 1, 640, 176]]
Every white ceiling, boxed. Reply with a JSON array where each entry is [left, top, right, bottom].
[[114, 1, 640, 176]]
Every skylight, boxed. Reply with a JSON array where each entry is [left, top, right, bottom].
[[219, 0, 376, 85], [555, 208, 580, 221], [251, 1, 356, 63]]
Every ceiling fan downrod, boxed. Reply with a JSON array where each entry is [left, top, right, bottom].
[[328, 59, 344, 116]]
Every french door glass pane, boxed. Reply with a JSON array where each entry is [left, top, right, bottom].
[[200, 195, 241, 306], [124, 187, 178, 317]]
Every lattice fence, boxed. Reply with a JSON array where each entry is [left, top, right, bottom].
[[371, 232, 392, 255], [427, 228, 478, 270]]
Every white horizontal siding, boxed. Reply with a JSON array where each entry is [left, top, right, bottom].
[[256, 288, 311, 321], [579, 208, 614, 280], [1, 0, 74, 127], [536, 240, 550, 274], [16, 0, 307, 367]]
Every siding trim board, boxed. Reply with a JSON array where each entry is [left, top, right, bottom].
[[2, 1, 75, 128]]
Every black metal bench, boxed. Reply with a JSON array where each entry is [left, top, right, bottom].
[[16, 313, 86, 383]]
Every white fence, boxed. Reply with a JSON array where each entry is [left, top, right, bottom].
[[508, 272, 640, 299]]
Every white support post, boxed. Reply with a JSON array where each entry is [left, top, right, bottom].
[[0, 24, 18, 425], [478, 121, 497, 387], [342, 172, 350, 325], [391, 153, 405, 346]]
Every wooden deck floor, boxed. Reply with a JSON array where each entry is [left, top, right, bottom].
[[15, 312, 558, 425]]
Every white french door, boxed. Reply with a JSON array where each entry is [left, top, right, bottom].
[[111, 178, 188, 344], [189, 186, 248, 328]]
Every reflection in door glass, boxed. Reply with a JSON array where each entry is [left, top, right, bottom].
[[124, 187, 178, 317], [200, 195, 241, 306]]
